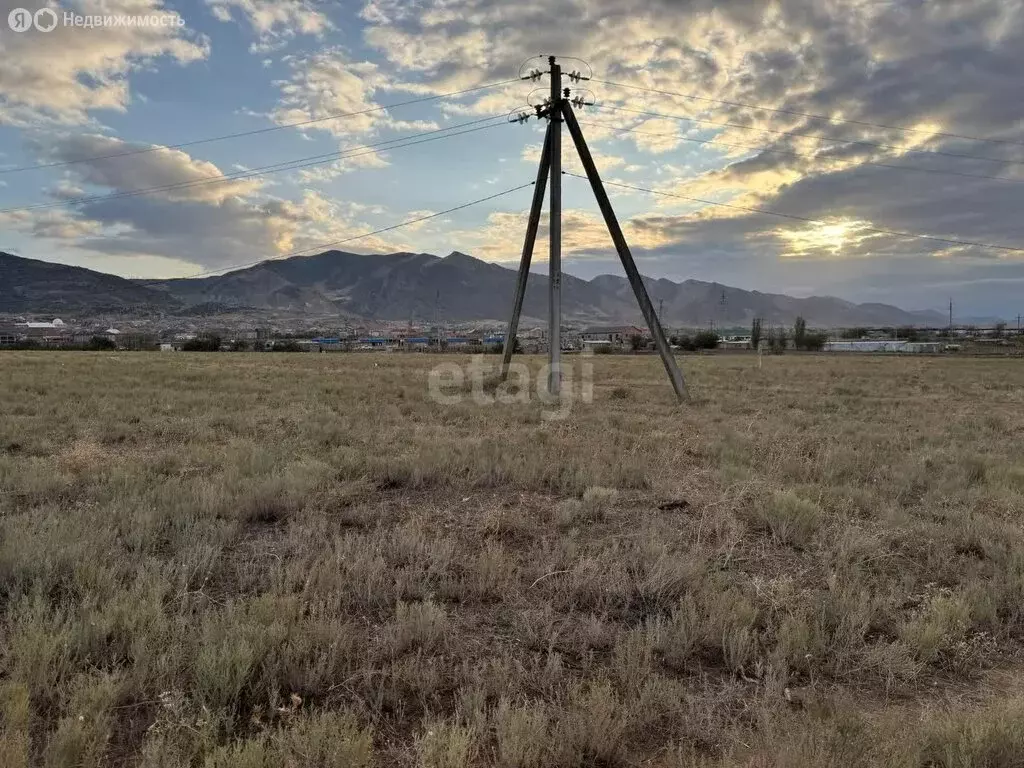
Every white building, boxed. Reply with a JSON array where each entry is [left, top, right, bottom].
[[721, 336, 752, 349], [824, 340, 942, 353], [13, 318, 71, 345], [24, 318, 65, 329], [580, 325, 646, 345]]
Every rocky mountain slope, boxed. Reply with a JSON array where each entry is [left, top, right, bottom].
[[0, 250, 948, 327]]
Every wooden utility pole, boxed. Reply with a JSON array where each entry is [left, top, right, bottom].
[[561, 100, 687, 401], [501, 56, 688, 401], [501, 124, 551, 378], [548, 56, 563, 396]]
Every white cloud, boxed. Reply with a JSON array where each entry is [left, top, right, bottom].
[[0, 207, 104, 240], [205, 0, 330, 51], [0, 0, 208, 126], [272, 50, 390, 137], [0, 136, 409, 271], [35, 134, 263, 203], [270, 48, 442, 153], [295, 149, 390, 182], [628, 118, 684, 153]]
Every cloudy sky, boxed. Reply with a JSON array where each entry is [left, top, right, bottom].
[[1, 0, 1023, 316]]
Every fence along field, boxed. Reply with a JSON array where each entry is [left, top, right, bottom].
[[1, 351, 1024, 766]]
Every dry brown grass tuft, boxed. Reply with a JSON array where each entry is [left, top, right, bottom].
[[745, 490, 822, 548]]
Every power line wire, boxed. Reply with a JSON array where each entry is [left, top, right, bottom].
[[0, 117, 509, 215], [578, 118, 1024, 184], [593, 104, 1024, 166], [591, 78, 1024, 149], [138, 181, 536, 284], [0, 78, 521, 175], [562, 171, 1024, 254]]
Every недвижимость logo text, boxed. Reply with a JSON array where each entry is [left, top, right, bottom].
[[8, 5, 182, 32]]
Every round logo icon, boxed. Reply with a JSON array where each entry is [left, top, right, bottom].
[[34, 7, 58, 31], [8, 7, 32, 31]]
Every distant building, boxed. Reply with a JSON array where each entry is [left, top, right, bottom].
[[311, 337, 342, 351], [402, 337, 432, 348], [0, 327, 21, 346], [27, 318, 65, 329], [825, 340, 903, 353], [115, 332, 158, 351], [580, 325, 646, 346], [825, 340, 942, 353], [904, 342, 943, 353], [357, 337, 396, 348], [720, 337, 752, 349], [14, 319, 72, 346]]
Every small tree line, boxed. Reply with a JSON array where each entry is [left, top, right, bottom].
[[2, 335, 120, 351], [668, 331, 720, 351], [751, 316, 827, 353]]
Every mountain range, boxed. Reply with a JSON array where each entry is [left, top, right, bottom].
[[0, 250, 949, 327]]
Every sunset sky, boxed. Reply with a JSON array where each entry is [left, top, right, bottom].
[[1, 0, 1023, 316]]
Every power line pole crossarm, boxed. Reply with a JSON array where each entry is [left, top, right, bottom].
[[560, 100, 688, 402]]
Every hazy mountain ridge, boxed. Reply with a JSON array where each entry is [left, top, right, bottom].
[[0, 251, 181, 314], [0, 250, 950, 327]]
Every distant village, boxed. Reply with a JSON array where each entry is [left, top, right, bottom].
[[1, 316, 1021, 354]]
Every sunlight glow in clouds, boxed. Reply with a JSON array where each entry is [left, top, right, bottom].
[[776, 219, 875, 258]]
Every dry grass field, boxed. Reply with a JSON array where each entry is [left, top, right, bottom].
[[2, 351, 1024, 767]]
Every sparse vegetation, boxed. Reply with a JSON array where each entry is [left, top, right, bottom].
[[181, 334, 222, 351], [86, 336, 116, 351], [898, 325, 921, 341], [793, 318, 828, 352], [768, 326, 788, 353], [751, 317, 763, 350], [794, 316, 807, 349], [692, 330, 719, 350], [800, 331, 828, 351], [2, 352, 1024, 765], [670, 333, 694, 351], [493, 338, 522, 355]]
